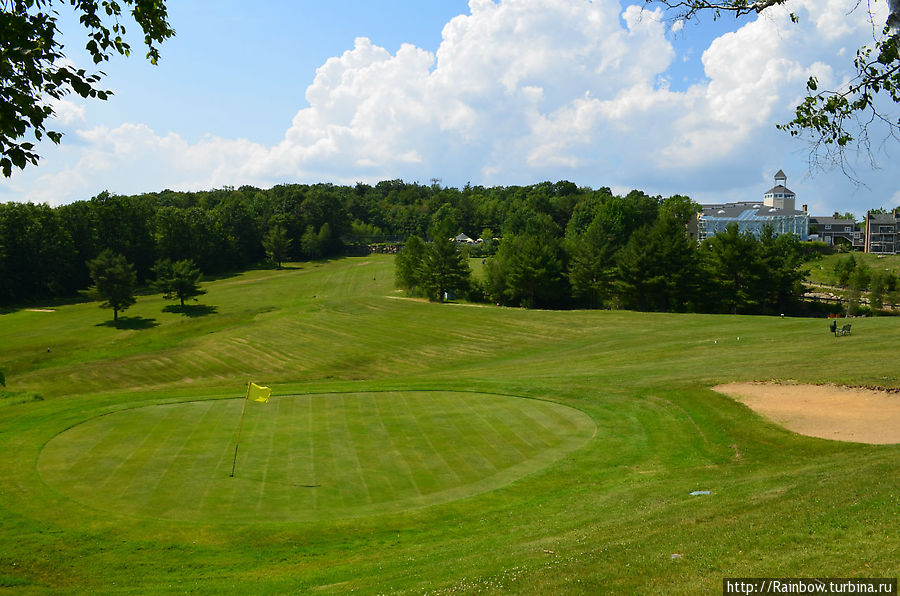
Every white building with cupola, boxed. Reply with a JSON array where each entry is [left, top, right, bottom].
[[694, 170, 810, 243]]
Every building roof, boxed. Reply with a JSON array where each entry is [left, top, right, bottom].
[[866, 211, 900, 224], [700, 202, 806, 219], [774, 169, 787, 179], [764, 184, 795, 196], [809, 216, 856, 227]]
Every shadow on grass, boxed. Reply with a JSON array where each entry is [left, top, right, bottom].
[[267, 264, 303, 271], [199, 271, 242, 282], [163, 304, 218, 317], [95, 316, 159, 330]]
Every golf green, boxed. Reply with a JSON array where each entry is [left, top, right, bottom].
[[38, 391, 595, 523]]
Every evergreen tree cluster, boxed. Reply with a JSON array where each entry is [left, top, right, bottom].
[[397, 188, 812, 314], [395, 236, 472, 302]]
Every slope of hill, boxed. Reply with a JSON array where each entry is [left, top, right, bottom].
[[0, 255, 897, 594]]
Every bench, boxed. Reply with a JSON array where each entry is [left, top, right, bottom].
[[836, 324, 851, 336]]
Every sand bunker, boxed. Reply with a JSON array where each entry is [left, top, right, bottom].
[[714, 382, 900, 445]]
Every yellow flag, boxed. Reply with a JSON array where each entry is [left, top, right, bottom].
[[247, 382, 272, 403]]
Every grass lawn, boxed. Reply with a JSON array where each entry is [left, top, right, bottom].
[[1, 255, 898, 594], [38, 391, 595, 523]]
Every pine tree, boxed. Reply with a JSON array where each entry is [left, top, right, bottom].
[[699, 224, 760, 314], [86, 250, 137, 321], [567, 221, 617, 309], [500, 234, 565, 309], [153, 258, 206, 308], [420, 237, 471, 302], [615, 215, 697, 312]]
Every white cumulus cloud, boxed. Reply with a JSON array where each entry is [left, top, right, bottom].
[[3, 0, 896, 213], [49, 99, 87, 126]]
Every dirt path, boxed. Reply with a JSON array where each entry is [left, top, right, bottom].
[[714, 382, 900, 445]]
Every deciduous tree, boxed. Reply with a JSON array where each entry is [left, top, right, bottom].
[[395, 235, 426, 295], [648, 0, 900, 174], [300, 225, 321, 259], [1, 0, 174, 176], [833, 254, 858, 286], [262, 225, 291, 269]]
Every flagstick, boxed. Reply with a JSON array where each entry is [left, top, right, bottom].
[[230, 381, 251, 478]]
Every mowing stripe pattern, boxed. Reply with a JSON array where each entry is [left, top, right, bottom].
[[37, 391, 595, 523]]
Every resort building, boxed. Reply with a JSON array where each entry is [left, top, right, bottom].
[[864, 210, 900, 254], [695, 171, 810, 243], [808, 216, 864, 250]]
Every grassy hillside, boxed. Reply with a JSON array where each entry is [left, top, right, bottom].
[[0, 255, 897, 594], [803, 251, 900, 285]]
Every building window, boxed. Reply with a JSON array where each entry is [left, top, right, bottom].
[[824, 225, 831, 230]]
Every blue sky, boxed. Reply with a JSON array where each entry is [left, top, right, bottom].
[[3, 0, 898, 217]]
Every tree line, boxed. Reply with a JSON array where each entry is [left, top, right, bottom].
[[0, 180, 628, 306], [396, 191, 813, 315], [2, 179, 813, 315]]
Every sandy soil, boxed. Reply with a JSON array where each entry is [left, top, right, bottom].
[[714, 382, 900, 445]]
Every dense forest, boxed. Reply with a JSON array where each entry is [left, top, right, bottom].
[[0, 180, 818, 314]]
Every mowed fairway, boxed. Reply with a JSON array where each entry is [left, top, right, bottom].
[[1, 255, 899, 594], [38, 391, 594, 522]]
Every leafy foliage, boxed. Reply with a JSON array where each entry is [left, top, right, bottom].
[[152, 258, 205, 307], [1, 0, 174, 176], [833, 254, 859, 286], [699, 224, 762, 314], [394, 234, 471, 302], [85, 249, 136, 320], [489, 213, 567, 308], [780, 30, 900, 177], [648, 0, 900, 175], [263, 225, 291, 269], [395, 235, 427, 295], [0, 180, 823, 316], [616, 215, 698, 312], [419, 237, 471, 302], [566, 220, 617, 309]]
